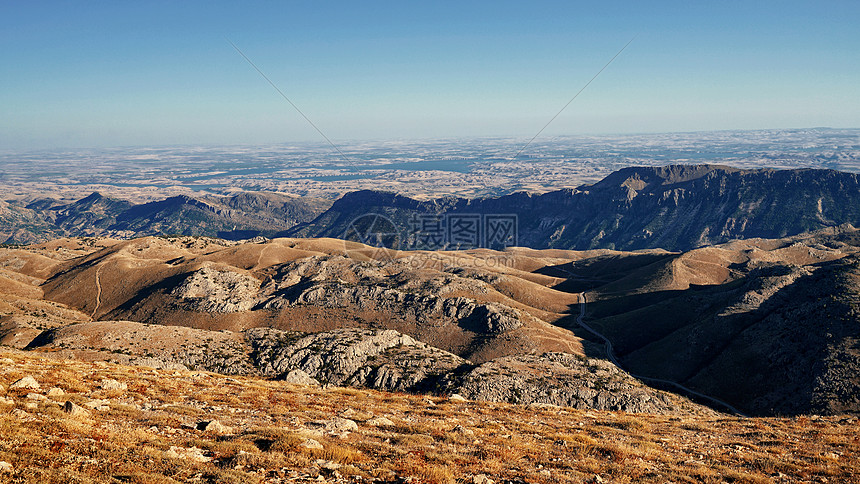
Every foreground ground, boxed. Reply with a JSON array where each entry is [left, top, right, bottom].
[[0, 349, 857, 484]]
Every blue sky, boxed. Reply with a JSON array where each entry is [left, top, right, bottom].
[[2, 1, 858, 149]]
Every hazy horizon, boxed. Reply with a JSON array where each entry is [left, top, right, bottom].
[[3, 1, 859, 151]]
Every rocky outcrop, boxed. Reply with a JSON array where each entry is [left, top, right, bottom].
[[456, 353, 702, 414], [247, 327, 468, 393], [265, 283, 522, 335], [173, 266, 260, 312]]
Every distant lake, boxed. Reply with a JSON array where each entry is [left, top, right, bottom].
[[363, 159, 474, 173]]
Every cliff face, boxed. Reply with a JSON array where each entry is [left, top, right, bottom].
[[287, 165, 860, 251]]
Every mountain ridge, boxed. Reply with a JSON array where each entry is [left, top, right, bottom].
[[288, 164, 860, 251]]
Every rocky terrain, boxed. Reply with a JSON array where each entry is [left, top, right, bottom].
[[288, 165, 860, 251], [2, 348, 858, 484], [0, 224, 858, 416]]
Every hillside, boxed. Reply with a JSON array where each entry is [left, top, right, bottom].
[[0, 227, 858, 416], [1, 348, 858, 484], [287, 165, 860, 251]]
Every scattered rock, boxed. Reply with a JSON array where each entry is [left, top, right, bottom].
[[26, 393, 47, 401], [47, 388, 65, 398], [10, 409, 28, 419], [451, 424, 474, 436], [366, 416, 395, 427], [197, 420, 232, 435], [62, 401, 90, 418], [10, 376, 40, 390], [300, 438, 323, 450], [83, 399, 110, 411], [448, 394, 467, 402], [315, 459, 341, 471], [23, 402, 37, 410], [473, 475, 494, 484], [165, 446, 212, 462], [99, 379, 127, 392], [0, 461, 12, 473], [0, 397, 13, 405], [307, 417, 359, 438], [539, 469, 551, 478], [282, 369, 320, 386], [324, 417, 358, 433], [0, 357, 14, 365]]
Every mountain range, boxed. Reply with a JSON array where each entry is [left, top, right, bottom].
[[4, 164, 857, 253], [287, 164, 860, 251], [1, 163, 859, 417], [1, 191, 332, 244]]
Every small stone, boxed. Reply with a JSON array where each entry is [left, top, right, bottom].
[[283, 369, 320, 386], [197, 420, 232, 435], [99, 379, 127, 392], [83, 399, 111, 411], [10, 376, 40, 390], [472, 475, 494, 484], [316, 459, 341, 471], [63, 401, 90, 418], [300, 438, 323, 450], [593, 475, 605, 484], [324, 417, 358, 432], [539, 469, 551, 478], [11, 409, 28, 419], [47, 388, 65, 398], [165, 446, 211, 462], [26, 393, 47, 401], [448, 393, 467, 402], [23, 402, 37, 410], [0, 461, 12, 473], [366, 416, 395, 427], [0, 397, 13, 405]]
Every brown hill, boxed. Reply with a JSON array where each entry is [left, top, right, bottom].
[[1, 227, 858, 416], [40, 236, 584, 363]]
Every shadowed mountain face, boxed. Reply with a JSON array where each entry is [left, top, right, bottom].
[[286, 165, 860, 251], [560, 226, 860, 416], [3, 192, 333, 243]]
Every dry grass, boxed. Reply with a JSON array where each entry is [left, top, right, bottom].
[[0, 349, 858, 484]]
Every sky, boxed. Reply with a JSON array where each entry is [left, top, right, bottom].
[[2, 1, 859, 150]]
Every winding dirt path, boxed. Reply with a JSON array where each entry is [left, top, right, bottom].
[[576, 291, 747, 416], [92, 265, 103, 319]]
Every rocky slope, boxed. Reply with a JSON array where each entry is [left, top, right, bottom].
[[1, 227, 858, 416], [287, 165, 860, 251], [16, 320, 709, 415]]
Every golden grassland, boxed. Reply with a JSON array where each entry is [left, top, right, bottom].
[[0, 348, 857, 484]]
